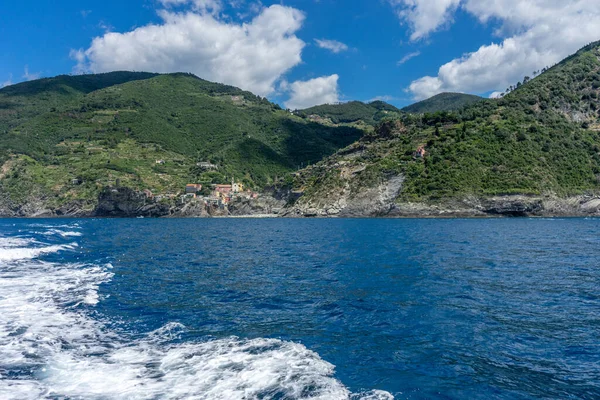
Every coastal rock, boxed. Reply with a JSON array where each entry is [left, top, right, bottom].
[[176, 200, 212, 218], [542, 195, 600, 216], [228, 195, 285, 217], [94, 187, 170, 217], [284, 175, 404, 218], [479, 197, 544, 217], [283, 188, 600, 218], [54, 200, 94, 217]]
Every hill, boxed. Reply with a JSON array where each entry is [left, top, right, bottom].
[[285, 41, 600, 217], [402, 92, 483, 113], [294, 100, 401, 125], [0, 72, 362, 214]]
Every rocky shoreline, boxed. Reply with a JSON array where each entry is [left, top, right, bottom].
[[1, 185, 599, 219], [0, 186, 287, 219], [284, 194, 600, 218]]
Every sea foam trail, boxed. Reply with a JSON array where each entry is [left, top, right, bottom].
[[0, 233, 393, 400], [0, 243, 77, 262]]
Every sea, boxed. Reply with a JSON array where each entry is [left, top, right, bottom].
[[0, 218, 599, 399]]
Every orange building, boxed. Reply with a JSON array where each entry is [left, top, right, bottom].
[[214, 184, 233, 195]]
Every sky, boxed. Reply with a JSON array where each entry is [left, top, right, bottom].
[[1, 0, 600, 109]]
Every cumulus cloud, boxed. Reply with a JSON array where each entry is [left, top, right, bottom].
[[397, 51, 421, 65], [72, 5, 305, 96], [284, 74, 340, 110], [390, 0, 460, 40], [393, 0, 600, 99], [315, 39, 349, 53]]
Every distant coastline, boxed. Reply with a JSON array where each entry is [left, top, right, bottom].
[[2, 193, 599, 219]]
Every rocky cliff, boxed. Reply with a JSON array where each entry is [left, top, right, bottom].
[[283, 175, 405, 217], [0, 185, 286, 218], [283, 192, 600, 218], [94, 187, 171, 217]]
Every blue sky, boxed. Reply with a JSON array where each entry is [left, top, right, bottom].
[[1, 0, 599, 108]]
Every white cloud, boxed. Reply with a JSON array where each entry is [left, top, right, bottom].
[[70, 49, 87, 74], [397, 51, 421, 65], [489, 91, 503, 99], [284, 74, 340, 110], [389, 0, 460, 41], [22, 66, 40, 81], [72, 5, 305, 97], [315, 39, 349, 54], [395, 0, 600, 100], [98, 21, 114, 33]]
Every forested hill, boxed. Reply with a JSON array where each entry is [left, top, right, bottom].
[[294, 100, 402, 125], [0, 72, 362, 212], [402, 92, 483, 114], [288, 41, 600, 214]]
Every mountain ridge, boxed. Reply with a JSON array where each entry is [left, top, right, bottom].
[[2, 41, 600, 217], [294, 100, 402, 125], [0, 71, 363, 215], [401, 92, 483, 114], [284, 41, 600, 217]]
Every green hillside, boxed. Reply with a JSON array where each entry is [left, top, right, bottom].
[[0, 72, 362, 211], [402, 92, 483, 114], [290, 41, 600, 205], [295, 100, 401, 125]]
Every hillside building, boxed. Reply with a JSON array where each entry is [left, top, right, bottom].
[[185, 184, 202, 197]]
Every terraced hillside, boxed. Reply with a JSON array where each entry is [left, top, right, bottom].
[[0, 72, 362, 213]]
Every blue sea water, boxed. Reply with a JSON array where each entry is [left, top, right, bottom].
[[1, 218, 599, 399]]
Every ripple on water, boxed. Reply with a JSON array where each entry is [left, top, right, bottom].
[[0, 229, 393, 399]]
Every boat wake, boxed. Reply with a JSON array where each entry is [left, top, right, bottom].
[[0, 229, 393, 399]]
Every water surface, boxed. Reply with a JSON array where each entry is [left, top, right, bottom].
[[1, 218, 599, 399]]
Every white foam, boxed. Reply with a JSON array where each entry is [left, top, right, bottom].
[[0, 380, 46, 400], [352, 390, 396, 400], [43, 229, 83, 238], [0, 243, 77, 261], [25, 223, 81, 229], [0, 237, 37, 248], [0, 233, 393, 399], [42, 337, 355, 399]]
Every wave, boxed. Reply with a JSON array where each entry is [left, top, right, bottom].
[[25, 223, 81, 229], [0, 237, 38, 248], [0, 232, 393, 399], [42, 229, 83, 237], [0, 243, 78, 262]]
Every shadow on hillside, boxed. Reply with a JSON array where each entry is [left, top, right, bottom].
[[229, 138, 294, 168], [280, 119, 364, 168]]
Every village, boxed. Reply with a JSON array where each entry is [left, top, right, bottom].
[[139, 159, 259, 208], [182, 178, 259, 207], [138, 177, 259, 213]]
